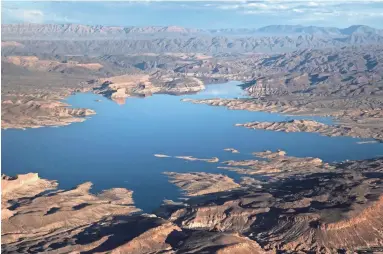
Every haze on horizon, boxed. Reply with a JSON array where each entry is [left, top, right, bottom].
[[2, 0, 383, 29]]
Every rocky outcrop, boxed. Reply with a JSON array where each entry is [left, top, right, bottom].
[[1, 173, 143, 252], [3, 154, 383, 253], [176, 45, 383, 95], [163, 192, 272, 232], [161, 156, 383, 253], [0, 173, 268, 253], [1, 173, 57, 220], [181, 98, 299, 114], [100, 218, 182, 254], [176, 231, 269, 254], [165, 172, 240, 196], [94, 74, 204, 104], [1, 96, 96, 129], [182, 97, 383, 141], [224, 148, 239, 153], [174, 156, 219, 163], [260, 195, 383, 253], [236, 119, 383, 141], [154, 154, 219, 163], [219, 150, 332, 179]]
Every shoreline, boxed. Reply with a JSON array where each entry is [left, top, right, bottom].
[[4, 85, 382, 145], [182, 97, 383, 142], [3, 153, 383, 253]]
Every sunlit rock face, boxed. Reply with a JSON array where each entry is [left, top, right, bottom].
[[0, 173, 268, 254], [2, 155, 383, 253], [1, 96, 96, 130], [164, 172, 240, 196], [160, 155, 383, 253], [236, 119, 383, 141], [1, 173, 141, 252], [93, 74, 205, 105]]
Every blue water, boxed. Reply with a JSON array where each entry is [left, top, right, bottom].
[[2, 81, 383, 212]]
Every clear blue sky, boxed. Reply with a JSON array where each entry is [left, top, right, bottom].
[[2, 1, 383, 29]]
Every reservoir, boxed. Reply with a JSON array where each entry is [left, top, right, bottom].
[[2, 81, 383, 212]]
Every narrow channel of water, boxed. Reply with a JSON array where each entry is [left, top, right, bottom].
[[2, 81, 383, 212]]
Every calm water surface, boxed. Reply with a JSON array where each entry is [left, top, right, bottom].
[[2, 81, 383, 212]]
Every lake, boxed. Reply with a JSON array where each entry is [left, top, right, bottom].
[[2, 81, 383, 212]]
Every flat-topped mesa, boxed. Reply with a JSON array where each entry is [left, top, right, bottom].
[[236, 119, 383, 141], [219, 150, 331, 180], [94, 74, 205, 104]]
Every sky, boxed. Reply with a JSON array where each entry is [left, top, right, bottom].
[[2, 1, 383, 29]]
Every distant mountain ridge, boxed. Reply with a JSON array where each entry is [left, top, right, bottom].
[[2, 23, 383, 39], [1, 24, 204, 39], [2, 24, 383, 54], [252, 24, 383, 36]]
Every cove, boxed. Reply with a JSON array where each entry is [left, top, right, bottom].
[[2, 81, 383, 212]]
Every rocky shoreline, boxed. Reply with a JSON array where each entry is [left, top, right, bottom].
[[1, 74, 205, 129], [2, 152, 383, 253], [3, 43, 383, 136], [182, 97, 383, 141], [235, 119, 383, 141], [1, 98, 96, 130]]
